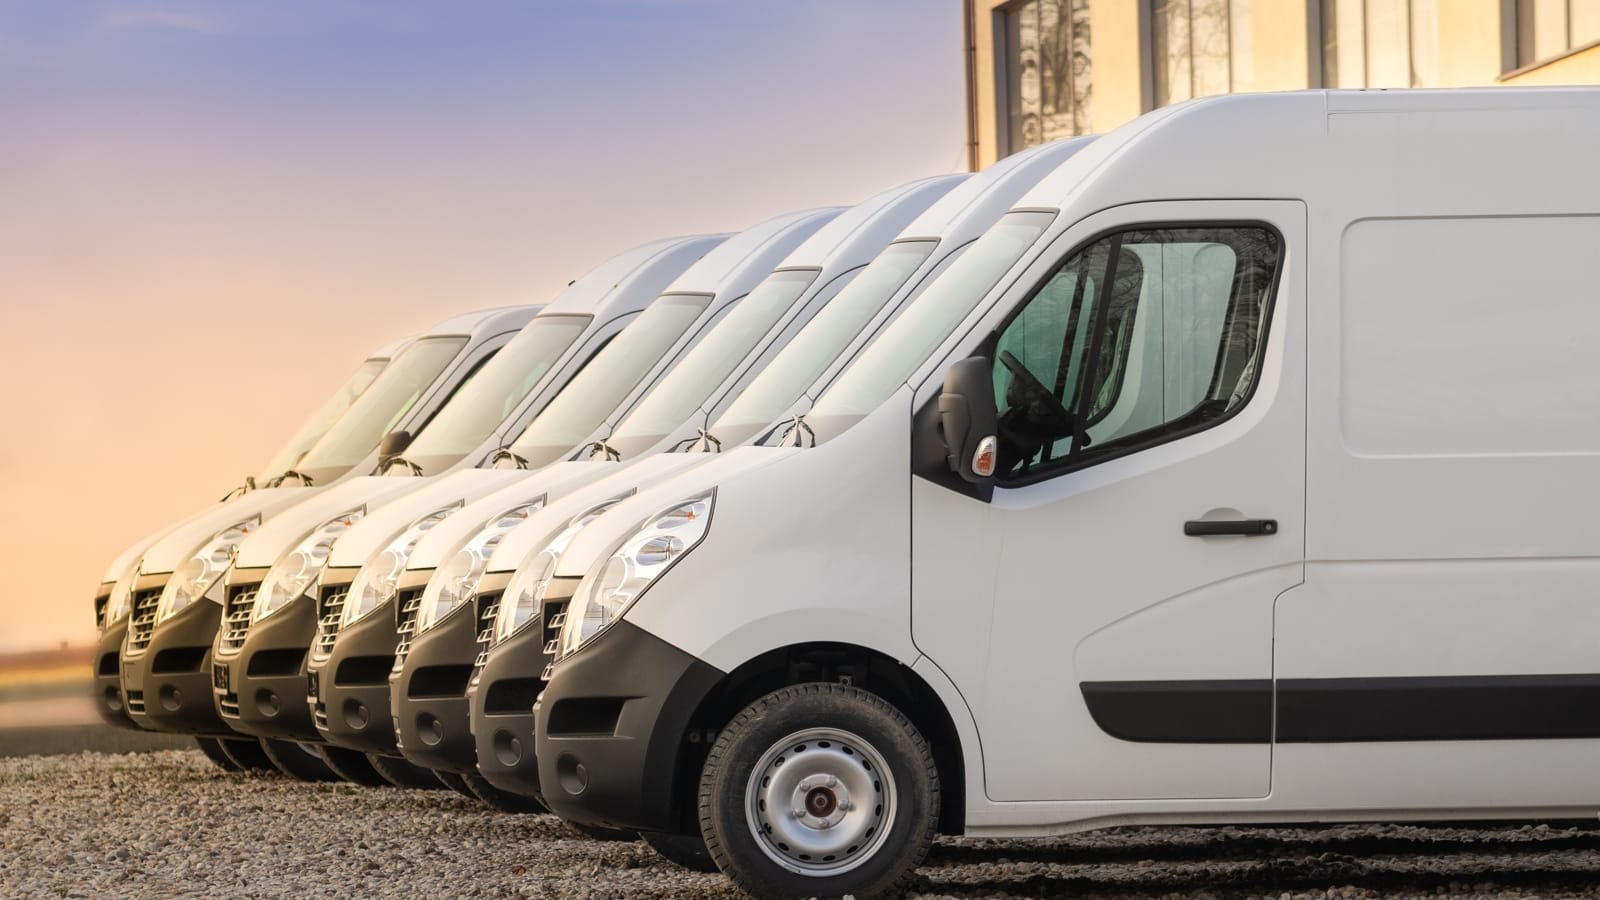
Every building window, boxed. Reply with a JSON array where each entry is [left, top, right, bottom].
[[1152, 0, 1254, 107], [1322, 0, 1440, 88], [1517, 0, 1600, 67], [1003, 0, 1092, 151]]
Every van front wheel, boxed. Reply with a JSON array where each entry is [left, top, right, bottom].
[[698, 683, 938, 899]]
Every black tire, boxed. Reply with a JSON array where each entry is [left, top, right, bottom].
[[194, 736, 242, 772], [565, 820, 638, 842], [433, 770, 477, 799], [698, 683, 938, 900], [461, 771, 548, 814], [316, 744, 389, 787], [366, 753, 445, 789], [260, 738, 339, 782], [640, 829, 719, 872], [217, 736, 275, 772]]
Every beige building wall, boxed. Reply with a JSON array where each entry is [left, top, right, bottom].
[[967, 0, 1600, 170]]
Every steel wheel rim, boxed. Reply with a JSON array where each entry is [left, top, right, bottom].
[[744, 726, 896, 877]]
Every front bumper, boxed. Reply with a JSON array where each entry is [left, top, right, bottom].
[[93, 615, 140, 730], [391, 571, 497, 774], [120, 575, 230, 735], [213, 570, 321, 741], [307, 569, 408, 755], [534, 619, 722, 833], [469, 577, 575, 797]]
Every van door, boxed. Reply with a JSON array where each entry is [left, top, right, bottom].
[[911, 201, 1306, 802]]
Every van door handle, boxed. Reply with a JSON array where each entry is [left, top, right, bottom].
[[1184, 518, 1278, 537]]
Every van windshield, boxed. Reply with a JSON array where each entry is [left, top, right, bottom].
[[609, 269, 819, 448], [506, 294, 711, 466], [404, 315, 590, 462], [807, 211, 1054, 433], [257, 358, 386, 482], [293, 336, 467, 476], [710, 240, 936, 438]]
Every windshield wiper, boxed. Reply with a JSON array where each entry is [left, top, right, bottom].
[[769, 414, 815, 448], [667, 428, 723, 454], [380, 456, 424, 477], [485, 447, 528, 470], [266, 470, 315, 488], [586, 440, 622, 462], [218, 475, 257, 502]]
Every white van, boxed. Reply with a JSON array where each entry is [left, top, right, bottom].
[[461, 142, 1092, 820], [533, 89, 1600, 898], [172, 235, 724, 776], [383, 176, 966, 803], [294, 207, 877, 780], [103, 304, 534, 746]]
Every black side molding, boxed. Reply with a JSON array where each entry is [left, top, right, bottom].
[[1081, 673, 1600, 744]]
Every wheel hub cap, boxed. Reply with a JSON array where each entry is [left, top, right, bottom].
[[745, 727, 895, 877]]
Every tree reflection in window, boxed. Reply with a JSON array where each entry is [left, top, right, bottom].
[[1005, 0, 1092, 151]]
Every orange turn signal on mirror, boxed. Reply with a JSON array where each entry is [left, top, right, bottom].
[[972, 435, 997, 478]]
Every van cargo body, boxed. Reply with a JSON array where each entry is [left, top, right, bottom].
[[386, 176, 968, 790], [533, 90, 1600, 898], [208, 235, 729, 750]]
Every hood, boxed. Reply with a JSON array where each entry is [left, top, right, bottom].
[[555, 445, 796, 579], [137, 486, 316, 574], [325, 468, 534, 568], [231, 476, 424, 570], [482, 453, 716, 577], [403, 460, 617, 571]]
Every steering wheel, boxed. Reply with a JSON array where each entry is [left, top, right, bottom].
[[999, 350, 1074, 424]]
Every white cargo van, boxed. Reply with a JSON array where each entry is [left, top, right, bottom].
[[460, 142, 1092, 826], [534, 89, 1600, 898], [383, 176, 966, 806]]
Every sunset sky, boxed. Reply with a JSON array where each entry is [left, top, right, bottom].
[[0, 1, 964, 652]]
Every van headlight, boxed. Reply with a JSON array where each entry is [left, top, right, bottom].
[[492, 494, 630, 644], [341, 503, 461, 629], [414, 497, 545, 635], [252, 507, 366, 623], [556, 492, 712, 660], [102, 561, 141, 628], [155, 516, 261, 624]]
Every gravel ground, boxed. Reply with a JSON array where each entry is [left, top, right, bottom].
[[3, 750, 1600, 898]]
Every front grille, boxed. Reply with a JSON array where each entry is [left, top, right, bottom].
[[391, 589, 425, 670], [539, 598, 568, 681], [313, 700, 328, 730], [467, 590, 502, 686], [219, 692, 240, 717], [313, 585, 349, 659], [125, 690, 145, 714], [218, 584, 260, 652], [124, 588, 164, 655], [94, 593, 109, 630]]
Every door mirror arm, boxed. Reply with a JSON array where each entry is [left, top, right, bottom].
[[938, 356, 999, 485]]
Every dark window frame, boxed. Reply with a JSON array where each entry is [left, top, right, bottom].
[[984, 219, 1287, 489]]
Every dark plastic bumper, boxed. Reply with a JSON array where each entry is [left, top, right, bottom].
[[534, 620, 722, 833], [214, 574, 320, 742], [392, 596, 480, 773], [308, 587, 401, 756], [121, 584, 229, 735], [93, 616, 140, 730], [468, 594, 551, 797]]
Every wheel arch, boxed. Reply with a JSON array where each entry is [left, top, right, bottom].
[[678, 641, 967, 835]]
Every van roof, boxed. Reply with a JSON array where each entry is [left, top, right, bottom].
[[664, 208, 843, 301], [536, 234, 729, 320], [899, 137, 1095, 245], [1016, 88, 1600, 214], [776, 175, 969, 271], [419, 304, 542, 338]]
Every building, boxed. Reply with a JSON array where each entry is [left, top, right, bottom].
[[964, 0, 1600, 167]]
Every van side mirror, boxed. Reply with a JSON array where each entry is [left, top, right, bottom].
[[378, 430, 412, 467], [938, 356, 999, 484]]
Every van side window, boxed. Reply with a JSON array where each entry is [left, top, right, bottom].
[[992, 225, 1281, 480]]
